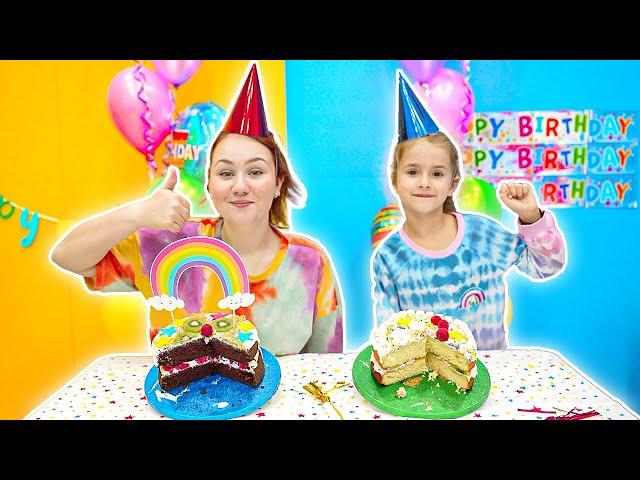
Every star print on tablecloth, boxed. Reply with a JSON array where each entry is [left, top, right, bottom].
[[23, 351, 640, 420]]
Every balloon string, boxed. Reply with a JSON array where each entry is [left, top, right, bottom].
[[134, 61, 158, 171], [460, 60, 473, 138], [164, 84, 179, 169], [462, 60, 471, 83]]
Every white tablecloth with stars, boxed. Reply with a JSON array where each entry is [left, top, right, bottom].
[[26, 348, 639, 420]]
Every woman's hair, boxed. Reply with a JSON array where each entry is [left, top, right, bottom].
[[209, 131, 303, 229], [390, 132, 461, 214]]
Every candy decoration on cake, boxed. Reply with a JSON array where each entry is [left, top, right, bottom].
[[150, 236, 250, 299]]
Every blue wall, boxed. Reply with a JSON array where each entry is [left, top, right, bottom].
[[285, 60, 640, 413]]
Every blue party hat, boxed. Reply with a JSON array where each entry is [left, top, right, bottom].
[[397, 69, 440, 143]]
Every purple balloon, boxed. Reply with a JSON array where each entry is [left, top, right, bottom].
[[152, 60, 203, 87], [107, 66, 175, 155], [414, 68, 475, 141], [400, 60, 445, 83]]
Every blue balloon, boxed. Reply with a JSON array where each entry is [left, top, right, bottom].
[[166, 101, 226, 181]]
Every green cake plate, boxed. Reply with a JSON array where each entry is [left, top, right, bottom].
[[352, 346, 491, 419]]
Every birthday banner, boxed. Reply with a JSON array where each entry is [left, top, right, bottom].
[[463, 142, 638, 177], [481, 175, 636, 208], [0, 194, 44, 247], [462, 110, 639, 208], [464, 110, 637, 145]]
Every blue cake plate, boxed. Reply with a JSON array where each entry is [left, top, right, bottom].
[[145, 348, 281, 420]]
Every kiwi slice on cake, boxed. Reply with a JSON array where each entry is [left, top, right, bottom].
[[214, 317, 233, 332], [183, 317, 205, 334], [174, 332, 196, 344]]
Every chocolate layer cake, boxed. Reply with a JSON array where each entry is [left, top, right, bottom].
[[152, 313, 265, 390]]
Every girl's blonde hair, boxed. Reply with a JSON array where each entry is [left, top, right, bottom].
[[209, 131, 304, 229], [390, 132, 461, 213]]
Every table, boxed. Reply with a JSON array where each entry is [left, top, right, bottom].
[[26, 348, 639, 420]]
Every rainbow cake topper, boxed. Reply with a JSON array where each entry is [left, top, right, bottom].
[[150, 236, 250, 300], [460, 287, 486, 309]]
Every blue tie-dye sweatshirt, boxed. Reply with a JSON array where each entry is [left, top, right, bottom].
[[371, 211, 566, 349]]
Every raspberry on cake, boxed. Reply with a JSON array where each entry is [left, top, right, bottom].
[[370, 310, 478, 390]]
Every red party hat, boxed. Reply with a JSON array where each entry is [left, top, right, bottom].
[[223, 63, 269, 136]]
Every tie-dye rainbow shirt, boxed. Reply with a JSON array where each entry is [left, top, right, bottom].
[[372, 211, 566, 350], [84, 218, 343, 355]]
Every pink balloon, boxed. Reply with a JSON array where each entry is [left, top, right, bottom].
[[400, 60, 445, 83], [107, 66, 175, 156], [152, 60, 203, 87], [415, 68, 475, 141]]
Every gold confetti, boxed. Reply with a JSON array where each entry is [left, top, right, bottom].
[[303, 380, 350, 420]]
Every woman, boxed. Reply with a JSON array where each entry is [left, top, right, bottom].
[[51, 63, 344, 355]]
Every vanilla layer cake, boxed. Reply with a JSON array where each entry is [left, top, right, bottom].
[[371, 310, 478, 390]]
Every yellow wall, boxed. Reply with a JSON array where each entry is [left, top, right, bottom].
[[0, 60, 286, 419]]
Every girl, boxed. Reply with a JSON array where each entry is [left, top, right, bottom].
[[371, 73, 566, 349], [51, 63, 344, 355]]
